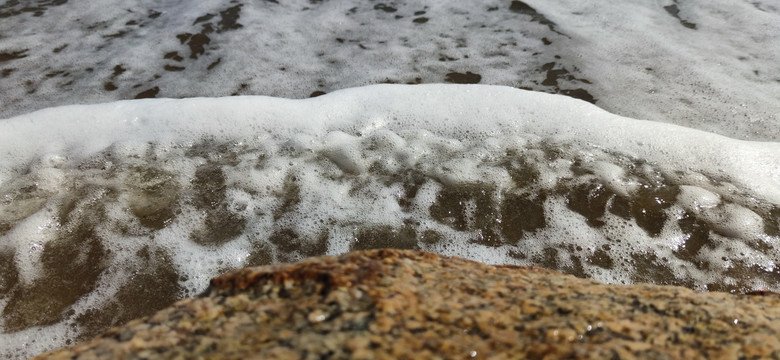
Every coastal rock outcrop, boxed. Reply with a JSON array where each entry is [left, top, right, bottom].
[[37, 249, 780, 359]]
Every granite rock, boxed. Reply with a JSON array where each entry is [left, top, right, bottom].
[[36, 249, 780, 359]]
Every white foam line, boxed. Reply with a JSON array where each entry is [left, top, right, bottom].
[[2, 84, 778, 202]]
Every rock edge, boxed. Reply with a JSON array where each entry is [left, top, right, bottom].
[[37, 249, 780, 359]]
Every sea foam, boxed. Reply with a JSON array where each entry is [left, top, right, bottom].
[[1, 0, 777, 139], [1, 84, 779, 358]]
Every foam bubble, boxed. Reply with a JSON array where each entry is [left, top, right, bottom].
[[678, 185, 721, 212]]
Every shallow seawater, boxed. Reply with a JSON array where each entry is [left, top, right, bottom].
[[0, 0, 779, 359], [1, 85, 780, 358]]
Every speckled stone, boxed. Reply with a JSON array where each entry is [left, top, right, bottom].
[[36, 249, 780, 359]]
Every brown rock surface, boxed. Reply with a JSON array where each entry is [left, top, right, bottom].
[[37, 249, 780, 359]]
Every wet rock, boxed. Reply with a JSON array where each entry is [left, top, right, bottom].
[[36, 249, 780, 359]]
